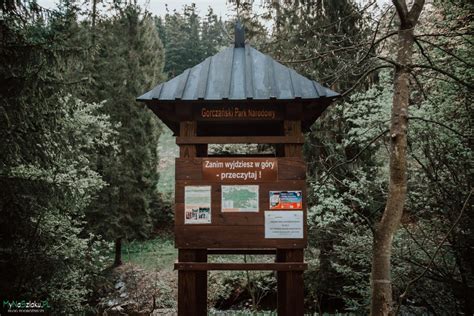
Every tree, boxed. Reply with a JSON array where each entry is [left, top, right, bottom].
[[159, 4, 227, 77], [370, 1, 425, 314], [85, 3, 166, 266]]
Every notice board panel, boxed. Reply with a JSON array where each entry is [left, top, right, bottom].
[[174, 180, 307, 248]]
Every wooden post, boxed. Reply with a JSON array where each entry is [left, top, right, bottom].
[[177, 115, 208, 316], [278, 114, 305, 315], [178, 249, 208, 316], [277, 249, 304, 316], [283, 120, 302, 158], [180, 121, 197, 158]]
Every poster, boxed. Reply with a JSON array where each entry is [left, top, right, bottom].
[[221, 185, 259, 212], [184, 186, 211, 224], [265, 211, 304, 239], [269, 191, 303, 209]]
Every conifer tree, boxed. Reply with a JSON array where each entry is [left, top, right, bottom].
[[86, 3, 166, 266], [160, 4, 226, 77]]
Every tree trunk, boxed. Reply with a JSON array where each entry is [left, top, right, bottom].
[[114, 237, 123, 267], [370, 1, 424, 314]]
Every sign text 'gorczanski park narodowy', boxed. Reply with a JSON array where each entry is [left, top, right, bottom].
[[199, 106, 277, 119]]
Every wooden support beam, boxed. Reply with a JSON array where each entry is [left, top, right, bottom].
[[176, 136, 304, 145], [207, 248, 277, 255], [283, 120, 303, 158], [179, 121, 197, 158], [175, 262, 307, 271]]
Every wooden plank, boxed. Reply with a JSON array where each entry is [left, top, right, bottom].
[[176, 136, 304, 145], [175, 262, 307, 271], [175, 225, 307, 249], [175, 157, 305, 181], [207, 248, 276, 255]]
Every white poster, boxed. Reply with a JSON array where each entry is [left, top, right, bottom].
[[265, 211, 304, 239], [221, 185, 259, 212], [184, 186, 211, 224]]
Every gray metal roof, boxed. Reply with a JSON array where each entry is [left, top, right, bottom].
[[137, 44, 339, 102]]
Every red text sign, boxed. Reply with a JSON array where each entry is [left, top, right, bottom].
[[202, 158, 278, 182]]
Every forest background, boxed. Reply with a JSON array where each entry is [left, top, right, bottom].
[[0, 0, 472, 315]]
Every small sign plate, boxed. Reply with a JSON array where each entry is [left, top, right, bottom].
[[265, 211, 304, 239], [269, 191, 303, 209]]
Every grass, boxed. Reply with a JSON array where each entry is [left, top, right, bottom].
[[121, 236, 177, 271]]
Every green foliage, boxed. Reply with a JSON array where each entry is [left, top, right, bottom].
[[0, 18, 115, 304], [85, 3, 167, 244], [158, 4, 227, 77], [0, 1, 165, 312]]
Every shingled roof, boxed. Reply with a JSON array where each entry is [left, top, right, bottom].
[[137, 22, 339, 134], [137, 45, 338, 102], [137, 22, 338, 103]]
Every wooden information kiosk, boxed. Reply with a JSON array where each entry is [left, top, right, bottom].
[[138, 23, 339, 316]]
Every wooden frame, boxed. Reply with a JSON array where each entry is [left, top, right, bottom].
[[173, 107, 307, 316]]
